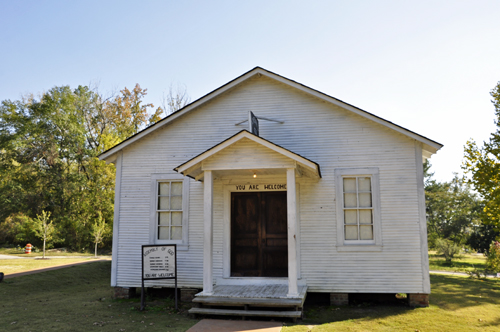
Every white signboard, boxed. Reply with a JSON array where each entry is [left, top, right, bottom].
[[142, 244, 176, 279]]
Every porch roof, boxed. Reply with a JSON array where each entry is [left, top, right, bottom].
[[174, 130, 321, 181]]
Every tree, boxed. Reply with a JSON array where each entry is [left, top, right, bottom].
[[74, 84, 163, 154], [91, 211, 108, 258], [463, 81, 500, 235], [160, 83, 190, 116], [467, 223, 499, 254], [0, 213, 37, 245], [435, 238, 461, 263], [425, 161, 482, 248], [0, 83, 162, 251], [0, 86, 108, 250], [33, 210, 56, 258], [486, 241, 500, 273], [104, 84, 164, 139]]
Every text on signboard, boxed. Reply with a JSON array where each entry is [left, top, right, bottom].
[[235, 184, 286, 191]]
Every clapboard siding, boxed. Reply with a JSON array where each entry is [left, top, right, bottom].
[[203, 138, 295, 170], [114, 75, 428, 293]]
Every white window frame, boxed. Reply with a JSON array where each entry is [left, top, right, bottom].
[[335, 168, 382, 251], [150, 173, 190, 250]]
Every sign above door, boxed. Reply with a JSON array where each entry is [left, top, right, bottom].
[[233, 183, 287, 191]]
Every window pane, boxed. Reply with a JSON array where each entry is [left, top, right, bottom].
[[158, 212, 170, 225], [344, 210, 357, 225], [171, 226, 182, 240], [358, 193, 372, 207], [360, 225, 373, 240], [359, 210, 372, 224], [171, 196, 182, 210], [158, 226, 170, 240], [171, 182, 183, 196], [345, 226, 358, 240], [158, 197, 170, 210], [343, 178, 356, 192], [156, 180, 184, 242], [358, 177, 371, 191], [171, 212, 182, 226], [344, 193, 357, 208], [159, 182, 170, 196]]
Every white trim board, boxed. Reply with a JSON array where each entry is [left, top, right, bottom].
[[334, 167, 383, 250], [110, 151, 122, 287], [174, 130, 321, 180], [415, 142, 431, 294], [148, 173, 190, 250]]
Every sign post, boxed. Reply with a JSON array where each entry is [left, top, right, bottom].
[[141, 244, 177, 311]]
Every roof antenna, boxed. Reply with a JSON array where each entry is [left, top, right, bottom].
[[249, 111, 259, 136], [235, 114, 284, 128]]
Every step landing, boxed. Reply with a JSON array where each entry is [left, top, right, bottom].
[[188, 284, 307, 320]]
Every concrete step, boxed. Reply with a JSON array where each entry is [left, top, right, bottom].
[[192, 296, 302, 307], [188, 307, 302, 318]]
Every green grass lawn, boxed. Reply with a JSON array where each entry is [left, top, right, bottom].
[[428, 250, 487, 273], [0, 246, 109, 257], [0, 261, 197, 332], [284, 274, 500, 332], [1, 262, 500, 331], [0, 258, 101, 274]]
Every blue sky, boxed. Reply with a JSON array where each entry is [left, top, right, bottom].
[[1, 0, 500, 182]]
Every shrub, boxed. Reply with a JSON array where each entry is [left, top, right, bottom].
[[435, 238, 461, 263], [467, 266, 487, 279], [0, 213, 38, 246], [486, 241, 500, 273]]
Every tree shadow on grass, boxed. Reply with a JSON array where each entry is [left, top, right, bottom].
[[484, 316, 500, 328], [302, 302, 412, 327], [430, 274, 500, 311], [294, 274, 500, 329], [0, 262, 197, 332], [431, 259, 486, 270]]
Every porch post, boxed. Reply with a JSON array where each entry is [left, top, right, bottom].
[[286, 168, 299, 297], [203, 170, 214, 295]]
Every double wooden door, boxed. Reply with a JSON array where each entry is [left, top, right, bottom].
[[230, 191, 288, 277]]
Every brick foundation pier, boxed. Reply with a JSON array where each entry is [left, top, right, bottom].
[[408, 293, 429, 307], [330, 293, 349, 306], [113, 287, 136, 299]]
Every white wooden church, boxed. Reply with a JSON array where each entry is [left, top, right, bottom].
[[99, 67, 442, 317]]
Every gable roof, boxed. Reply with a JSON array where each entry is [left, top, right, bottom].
[[174, 130, 321, 181], [98, 67, 443, 162]]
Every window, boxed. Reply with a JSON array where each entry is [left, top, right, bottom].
[[150, 174, 189, 249], [343, 176, 373, 241], [157, 181, 183, 240], [335, 168, 382, 251]]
